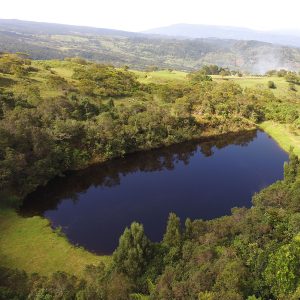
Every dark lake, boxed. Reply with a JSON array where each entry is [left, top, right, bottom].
[[21, 130, 288, 254]]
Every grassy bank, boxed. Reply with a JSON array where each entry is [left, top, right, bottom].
[[260, 121, 300, 157], [0, 209, 109, 276]]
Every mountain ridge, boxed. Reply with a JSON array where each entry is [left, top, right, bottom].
[[143, 23, 300, 48], [0, 19, 299, 73]]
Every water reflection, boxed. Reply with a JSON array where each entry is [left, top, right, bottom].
[[20, 130, 288, 254], [21, 130, 257, 215]]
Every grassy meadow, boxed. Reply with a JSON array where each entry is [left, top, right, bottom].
[[134, 70, 300, 98], [260, 121, 300, 157], [0, 209, 108, 276], [133, 69, 188, 84], [212, 75, 300, 98]]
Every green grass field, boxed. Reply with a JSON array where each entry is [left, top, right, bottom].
[[133, 70, 188, 84], [212, 75, 300, 98], [260, 121, 300, 157], [0, 209, 109, 276], [133, 70, 299, 98]]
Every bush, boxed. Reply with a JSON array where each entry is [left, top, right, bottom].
[[289, 83, 297, 92], [267, 81, 276, 89]]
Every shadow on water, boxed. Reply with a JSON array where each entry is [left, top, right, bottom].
[[19, 130, 288, 254], [20, 130, 258, 216]]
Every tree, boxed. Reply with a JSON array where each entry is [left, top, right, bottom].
[[219, 70, 228, 78], [285, 73, 300, 85], [264, 243, 300, 298], [113, 222, 152, 279], [163, 213, 182, 249], [284, 150, 299, 184], [187, 70, 212, 83], [81, 264, 131, 300], [162, 213, 182, 265], [265, 70, 277, 77], [213, 259, 247, 299], [277, 69, 288, 77], [200, 65, 220, 75]]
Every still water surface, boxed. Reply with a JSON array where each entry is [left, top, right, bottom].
[[21, 130, 288, 254]]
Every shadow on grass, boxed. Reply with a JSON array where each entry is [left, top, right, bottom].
[[0, 76, 16, 87]]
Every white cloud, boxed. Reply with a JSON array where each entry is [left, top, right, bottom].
[[1, 0, 299, 32]]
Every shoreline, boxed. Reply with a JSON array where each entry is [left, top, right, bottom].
[[259, 121, 300, 157]]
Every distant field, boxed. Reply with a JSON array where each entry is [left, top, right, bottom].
[[212, 75, 300, 98], [133, 70, 188, 84], [0, 209, 108, 276], [133, 70, 299, 98], [1, 59, 297, 100]]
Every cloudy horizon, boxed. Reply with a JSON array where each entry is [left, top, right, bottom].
[[1, 0, 300, 33]]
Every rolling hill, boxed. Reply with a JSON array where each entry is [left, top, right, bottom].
[[0, 19, 300, 73]]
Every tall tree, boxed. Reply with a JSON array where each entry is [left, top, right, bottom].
[[163, 213, 182, 249], [113, 222, 152, 279]]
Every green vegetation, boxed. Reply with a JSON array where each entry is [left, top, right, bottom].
[[134, 69, 300, 98], [133, 70, 187, 84], [2, 54, 300, 299], [260, 121, 300, 157], [113, 222, 153, 282], [212, 75, 300, 98], [1, 54, 262, 205], [267, 80, 276, 89], [0, 209, 105, 276]]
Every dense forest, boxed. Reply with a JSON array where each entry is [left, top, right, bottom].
[[1, 53, 300, 299], [1, 19, 300, 72]]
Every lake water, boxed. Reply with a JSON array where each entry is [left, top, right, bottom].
[[21, 130, 288, 254]]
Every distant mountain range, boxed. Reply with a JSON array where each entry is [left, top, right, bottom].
[[144, 24, 300, 48], [0, 19, 142, 38], [0, 19, 299, 73]]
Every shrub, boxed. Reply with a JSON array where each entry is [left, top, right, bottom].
[[267, 81, 276, 89]]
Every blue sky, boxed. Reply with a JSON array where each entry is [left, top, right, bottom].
[[1, 0, 300, 32]]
